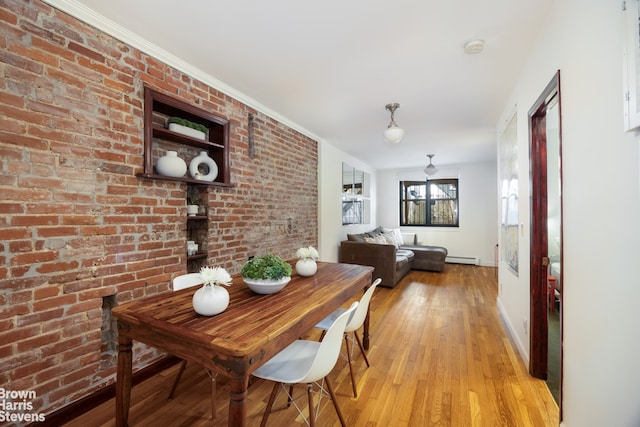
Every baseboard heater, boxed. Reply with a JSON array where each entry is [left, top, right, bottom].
[[446, 255, 480, 265]]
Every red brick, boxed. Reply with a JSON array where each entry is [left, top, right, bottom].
[[0, 325, 40, 345], [16, 307, 65, 327]]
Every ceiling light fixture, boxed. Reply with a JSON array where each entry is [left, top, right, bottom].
[[464, 39, 485, 55], [424, 154, 438, 176], [383, 103, 405, 143]]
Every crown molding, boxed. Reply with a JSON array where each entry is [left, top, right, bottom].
[[41, 0, 322, 143]]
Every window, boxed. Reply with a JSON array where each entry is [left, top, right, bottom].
[[400, 179, 459, 227]]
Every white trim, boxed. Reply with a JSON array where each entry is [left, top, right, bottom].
[[41, 0, 323, 144]]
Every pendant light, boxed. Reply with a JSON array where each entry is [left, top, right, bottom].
[[383, 103, 405, 143], [424, 154, 438, 176]]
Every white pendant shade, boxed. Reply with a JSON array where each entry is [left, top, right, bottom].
[[424, 164, 438, 175], [383, 102, 404, 143], [424, 154, 438, 176], [384, 126, 405, 144]]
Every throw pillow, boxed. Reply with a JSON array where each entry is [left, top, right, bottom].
[[381, 232, 399, 248], [391, 228, 404, 247], [366, 226, 384, 237], [347, 233, 367, 242], [364, 235, 388, 245], [383, 228, 404, 248]]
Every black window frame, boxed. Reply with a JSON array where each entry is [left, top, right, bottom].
[[399, 179, 459, 227]]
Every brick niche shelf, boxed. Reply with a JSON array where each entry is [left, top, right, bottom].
[[138, 86, 231, 187]]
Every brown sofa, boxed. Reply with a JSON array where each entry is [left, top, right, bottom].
[[339, 227, 447, 288]]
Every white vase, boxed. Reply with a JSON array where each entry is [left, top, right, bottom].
[[156, 151, 187, 177], [192, 284, 229, 316], [296, 259, 317, 277], [189, 151, 218, 182]]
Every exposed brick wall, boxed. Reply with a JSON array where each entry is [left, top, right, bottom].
[[0, 0, 318, 419]]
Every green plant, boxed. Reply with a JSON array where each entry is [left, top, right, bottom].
[[241, 254, 292, 280], [167, 117, 208, 134], [187, 187, 200, 205]]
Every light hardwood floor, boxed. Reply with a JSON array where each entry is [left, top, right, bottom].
[[63, 265, 559, 426]]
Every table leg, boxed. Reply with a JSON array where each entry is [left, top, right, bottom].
[[116, 329, 132, 427], [363, 306, 370, 350], [228, 374, 249, 426]]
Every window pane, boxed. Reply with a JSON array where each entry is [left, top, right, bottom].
[[431, 199, 457, 225], [402, 200, 426, 224], [430, 182, 457, 199]]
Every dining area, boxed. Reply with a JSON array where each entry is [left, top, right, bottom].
[[62, 264, 558, 427], [112, 261, 375, 427]]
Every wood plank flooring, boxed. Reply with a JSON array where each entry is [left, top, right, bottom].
[[62, 265, 559, 426]]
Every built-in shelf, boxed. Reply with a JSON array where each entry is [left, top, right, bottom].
[[187, 213, 208, 273], [187, 253, 208, 261], [137, 87, 232, 272], [138, 86, 231, 186]]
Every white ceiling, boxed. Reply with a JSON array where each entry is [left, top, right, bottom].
[[56, 0, 552, 170]]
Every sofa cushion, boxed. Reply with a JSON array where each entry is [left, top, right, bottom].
[[395, 255, 411, 271], [396, 249, 415, 259]]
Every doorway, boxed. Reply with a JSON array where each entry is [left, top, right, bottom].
[[529, 71, 563, 414]]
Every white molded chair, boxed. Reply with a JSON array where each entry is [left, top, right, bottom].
[[171, 272, 202, 290], [167, 273, 218, 420], [252, 301, 359, 427], [315, 277, 382, 397]]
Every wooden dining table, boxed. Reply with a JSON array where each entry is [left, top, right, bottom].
[[112, 261, 374, 426]]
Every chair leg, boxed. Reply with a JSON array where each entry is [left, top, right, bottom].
[[287, 385, 294, 407], [344, 334, 357, 397], [353, 331, 370, 367], [324, 376, 346, 427], [167, 360, 188, 400], [306, 383, 315, 427], [260, 382, 280, 427]]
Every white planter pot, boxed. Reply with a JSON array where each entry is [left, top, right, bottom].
[[187, 205, 199, 216], [242, 276, 291, 294], [169, 122, 206, 140], [192, 285, 229, 316], [295, 259, 317, 277]]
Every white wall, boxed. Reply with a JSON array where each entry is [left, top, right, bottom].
[[377, 161, 498, 267], [496, 2, 640, 426], [318, 140, 377, 262]]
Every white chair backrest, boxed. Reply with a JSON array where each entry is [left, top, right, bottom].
[[345, 278, 381, 333], [172, 273, 203, 291], [302, 301, 359, 384]]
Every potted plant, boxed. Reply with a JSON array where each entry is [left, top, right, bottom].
[[186, 195, 199, 216], [241, 254, 293, 294], [186, 186, 201, 216], [167, 117, 208, 140]]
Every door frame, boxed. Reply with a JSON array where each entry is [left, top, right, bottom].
[[528, 71, 563, 416]]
